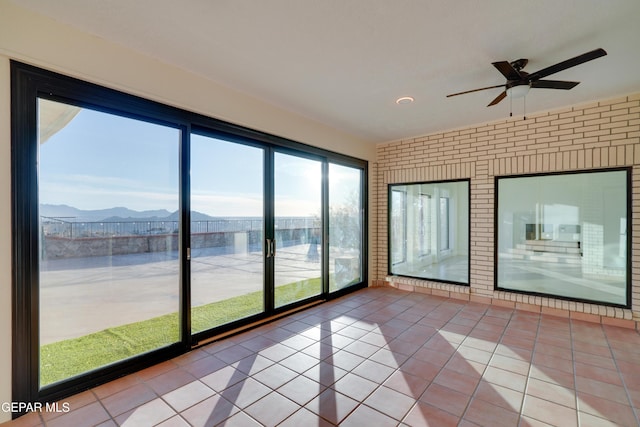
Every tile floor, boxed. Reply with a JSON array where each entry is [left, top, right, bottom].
[[4, 287, 640, 426]]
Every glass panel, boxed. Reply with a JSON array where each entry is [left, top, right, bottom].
[[418, 193, 431, 256], [274, 153, 322, 307], [440, 197, 450, 251], [190, 135, 264, 333], [497, 171, 628, 305], [38, 98, 180, 387], [389, 181, 469, 284], [329, 163, 363, 292], [390, 189, 407, 265]]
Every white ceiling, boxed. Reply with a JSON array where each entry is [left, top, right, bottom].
[[14, 0, 640, 143]]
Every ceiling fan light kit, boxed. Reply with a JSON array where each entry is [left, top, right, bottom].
[[506, 84, 530, 99], [446, 48, 608, 114]]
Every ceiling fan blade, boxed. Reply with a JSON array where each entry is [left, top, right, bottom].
[[527, 48, 607, 81], [487, 91, 507, 106], [446, 84, 504, 98], [492, 61, 522, 80], [531, 80, 580, 90]]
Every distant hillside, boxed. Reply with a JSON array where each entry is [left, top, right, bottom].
[[39, 204, 217, 222], [163, 210, 218, 222], [39, 204, 298, 223]]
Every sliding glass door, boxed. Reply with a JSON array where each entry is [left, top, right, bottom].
[[38, 98, 181, 387], [12, 61, 367, 410], [329, 163, 363, 292], [190, 134, 265, 332], [274, 152, 323, 308]]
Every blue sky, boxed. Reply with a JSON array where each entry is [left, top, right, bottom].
[[39, 102, 180, 212], [39, 99, 358, 217]]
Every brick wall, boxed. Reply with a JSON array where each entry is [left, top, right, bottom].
[[373, 93, 640, 327]]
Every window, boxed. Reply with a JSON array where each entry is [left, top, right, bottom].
[[496, 169, 630, 306], [390, 189, 407, 265], [11, 61, 367, 409], [37, 99, 182, 387], [389, 180, 469, 284], [190, 134, 265, 332], [329, 163, 364, 291], [440, 196, 450, 251], [418, 193, 431, 256], [274, 152, 323, 307]]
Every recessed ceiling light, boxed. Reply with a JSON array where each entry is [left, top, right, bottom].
[[396, 96, 414, 105]]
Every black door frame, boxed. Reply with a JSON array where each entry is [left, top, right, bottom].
[[10, 60, 367, 416]]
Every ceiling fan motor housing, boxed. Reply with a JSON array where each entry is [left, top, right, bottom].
[[510, 58, 528, 71]]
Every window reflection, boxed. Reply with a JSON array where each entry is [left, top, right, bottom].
[[496, 170, 629, 306], [389, 180, 469, 284]]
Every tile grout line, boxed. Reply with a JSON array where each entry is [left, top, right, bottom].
[[92, 388, 116, 427], [434, 299, 494, 425], [570, 319, 584, 427], [10, 288, 640, 426], [348, 291, 432, 425], [346, 290, 427, 424], [601, 324, 640, 426], [273, 292, 382, 426], [339, 304, 397, 423], [514, 310, 540, 427], [394, 293, 462, 425], [334, 291, 445, 425]]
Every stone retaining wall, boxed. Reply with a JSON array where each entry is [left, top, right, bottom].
[[42, 228, 312, 260]]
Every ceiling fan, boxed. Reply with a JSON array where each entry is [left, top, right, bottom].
[[446, 48, 607, 106]]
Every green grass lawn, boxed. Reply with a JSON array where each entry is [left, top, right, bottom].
[[40, 278, 321, 386]]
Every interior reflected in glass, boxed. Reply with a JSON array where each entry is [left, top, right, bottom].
[[496, 170, 629, 305], [389, 180, 469, 284]]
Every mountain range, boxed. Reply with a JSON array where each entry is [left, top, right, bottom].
[[39, 204, 217, 222]]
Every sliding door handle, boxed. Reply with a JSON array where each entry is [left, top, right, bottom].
[[265, 239, 272, 258], [265, 239, 276, 257]]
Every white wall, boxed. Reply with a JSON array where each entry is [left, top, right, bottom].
[[0, 1, 375, 421]]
